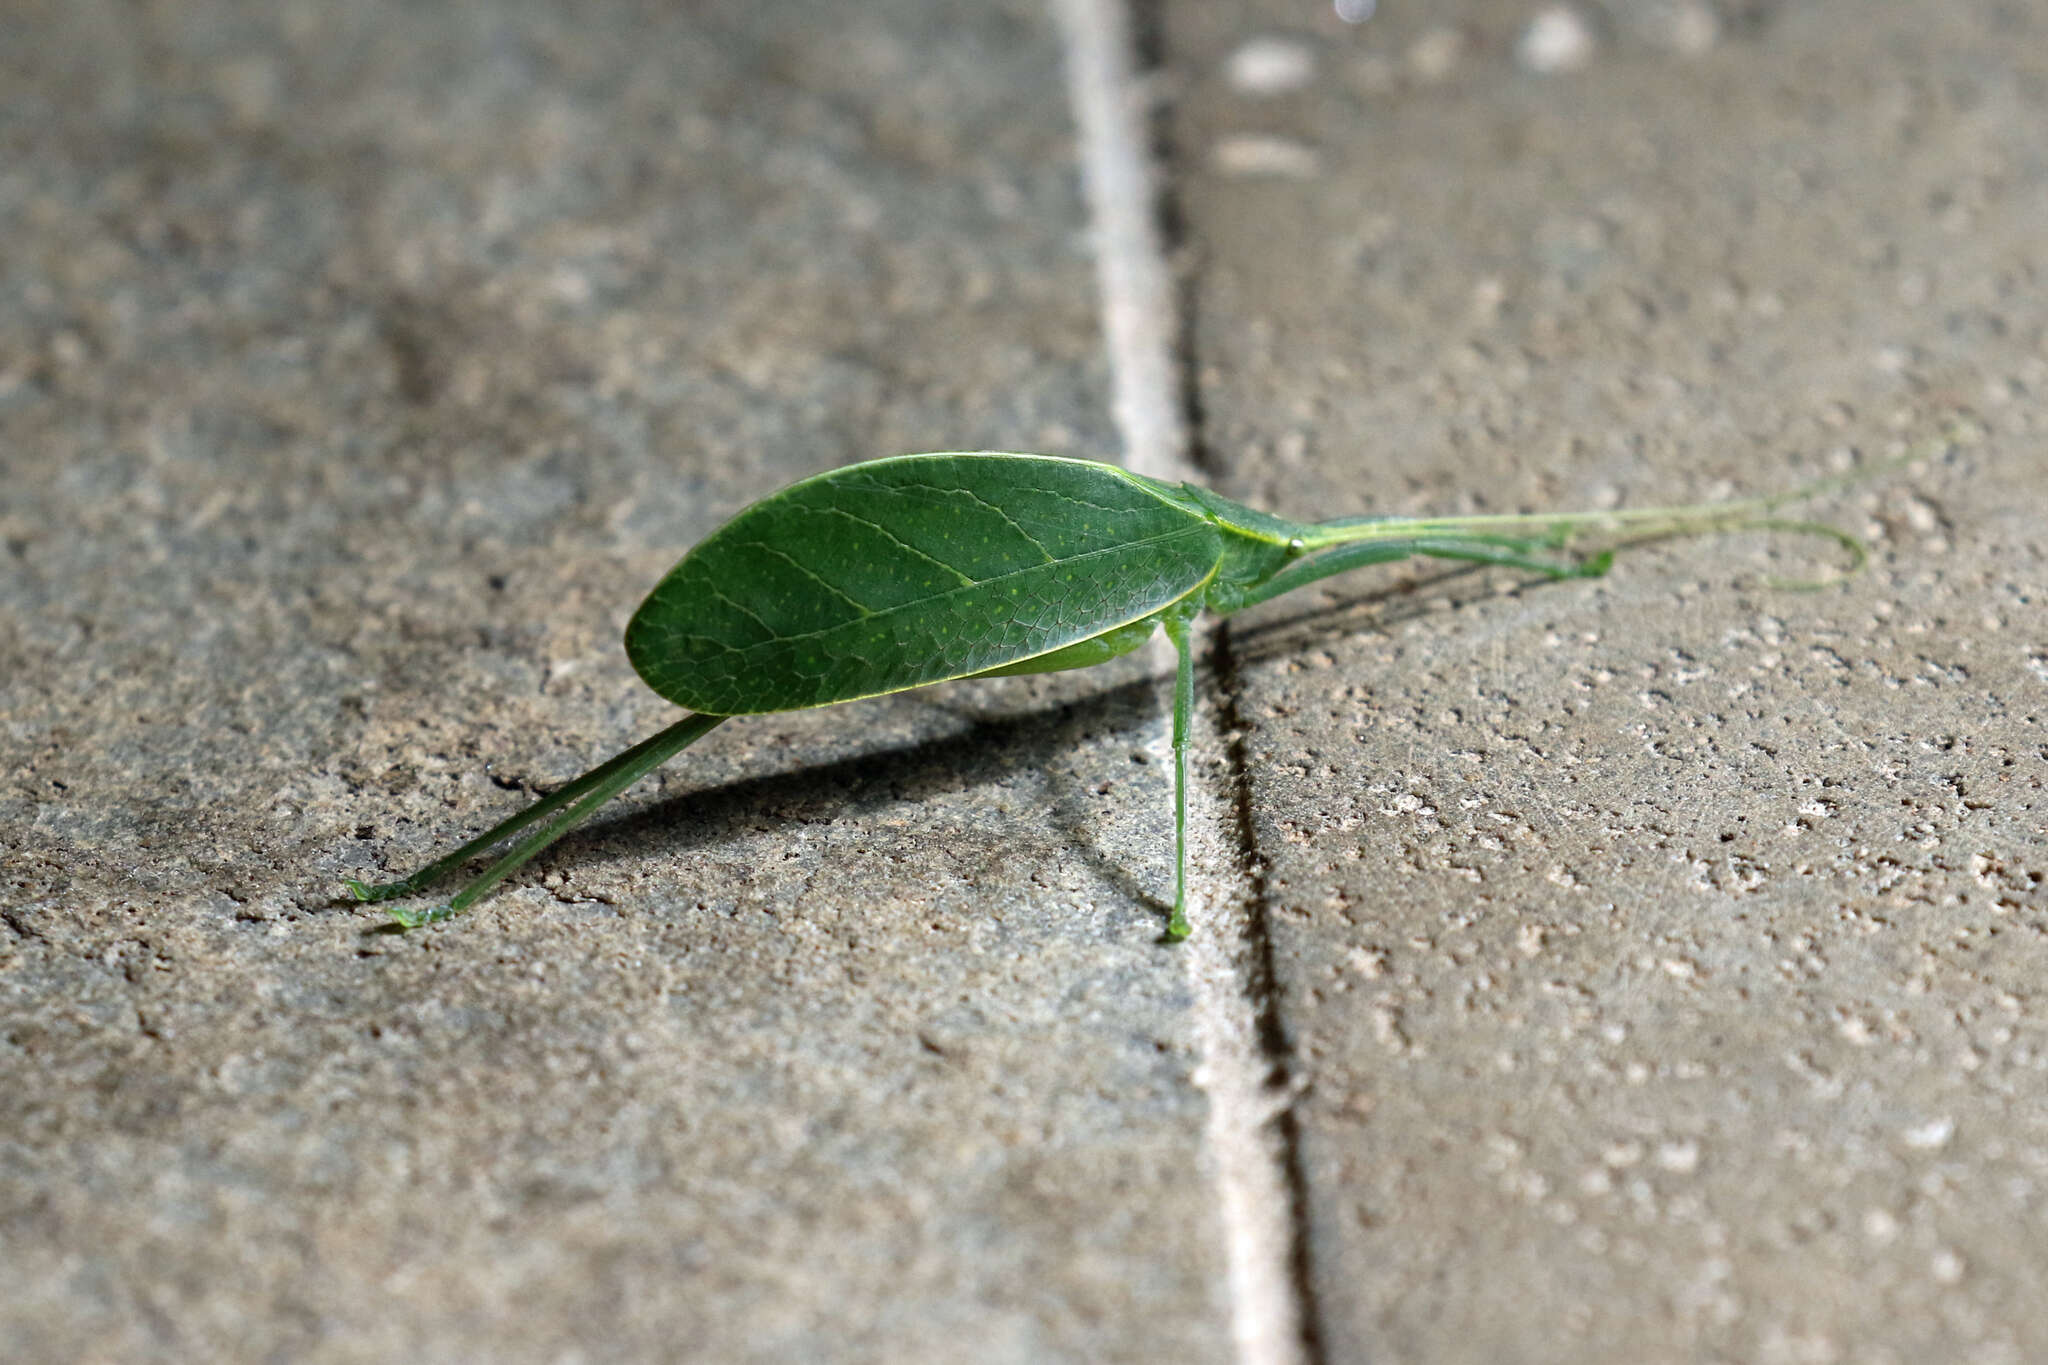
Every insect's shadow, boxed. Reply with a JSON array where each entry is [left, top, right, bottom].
[[1225, 558, 1602, 668], [544, 674, 1173, 913]]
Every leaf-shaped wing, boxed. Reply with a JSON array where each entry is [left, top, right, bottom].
[[625, 453, 1222, 714]]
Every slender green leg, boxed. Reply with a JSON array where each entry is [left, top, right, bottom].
[[1407, 535, 1614, 579], [1218, 534, 1613, 616], [344, 711, 728, 927], [1160, 607, 1197, 941]]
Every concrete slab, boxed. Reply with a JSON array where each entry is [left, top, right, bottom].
[[0, 2, 1231, 1360], [1177, 0, 2046, 1359]]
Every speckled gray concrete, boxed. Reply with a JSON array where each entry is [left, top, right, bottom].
[[1176, 1, 2045, 1360], [10, 0, 2048, 1360], [0, 3, 1231, 1361]]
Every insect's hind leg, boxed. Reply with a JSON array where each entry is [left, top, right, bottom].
[[343, 711, 727, 923], [341, 734, 674, 903]]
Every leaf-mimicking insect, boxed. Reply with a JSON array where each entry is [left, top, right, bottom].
[[345, 449, 1870, 936]]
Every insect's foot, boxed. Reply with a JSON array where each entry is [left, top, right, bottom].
[[1163, 911, 1191, 943], [1573, 550, 1616, 579], [343, 877, 418, 904], [388, 903, 457, 930]]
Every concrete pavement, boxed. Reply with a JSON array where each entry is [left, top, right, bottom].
[[3, 1, 2042, 1361]]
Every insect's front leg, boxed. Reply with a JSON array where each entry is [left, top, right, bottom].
[[1159, 603, 1201, 941]]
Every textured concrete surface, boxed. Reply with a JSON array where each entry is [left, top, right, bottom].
[[0, 3, 1225, 1362], [3, 0, 2044, 1362], [1178, 1, 2046, 1361]]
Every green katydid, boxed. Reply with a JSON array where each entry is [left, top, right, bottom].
[[344, 449, 1866, 936]]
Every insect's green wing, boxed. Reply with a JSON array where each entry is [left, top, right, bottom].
[[625, 453, 1226, 714]]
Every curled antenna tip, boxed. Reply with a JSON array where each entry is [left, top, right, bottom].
[[1740, 517, 1869, 591]]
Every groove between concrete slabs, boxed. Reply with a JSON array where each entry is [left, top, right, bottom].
[[1051, 1, 1316, 1360]]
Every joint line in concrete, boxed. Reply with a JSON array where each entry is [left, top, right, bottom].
[[1050, 2, 1317, 1362]]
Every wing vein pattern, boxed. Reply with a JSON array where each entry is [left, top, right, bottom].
[[815, 505, 979, 585], [625, 454, 1226, 713]]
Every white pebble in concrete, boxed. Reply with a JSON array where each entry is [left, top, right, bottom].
[[1226, 37, 1316, 96], [1518, 4, 1598, 74], [1212, 135, 1320, 179]]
